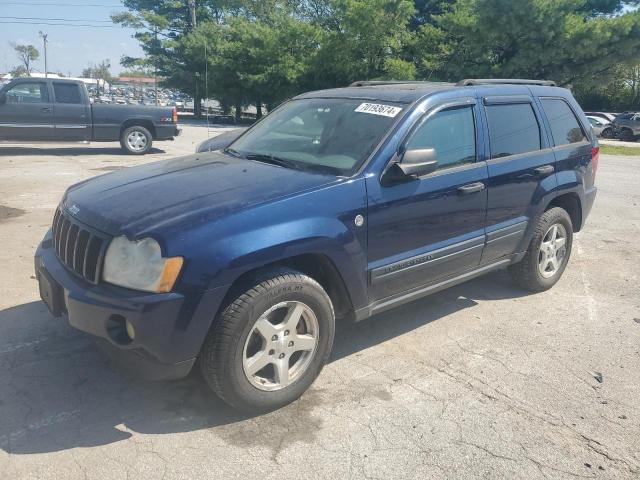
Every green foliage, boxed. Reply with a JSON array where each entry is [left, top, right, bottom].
[[82, 60, 113, 82], [113, 0, 640, 112], [425, 0, 640, 86], [11, 43, 39, 75]]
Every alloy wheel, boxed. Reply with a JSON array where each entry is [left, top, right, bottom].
[[242, 301, 319, 391], [126, 131, 148, 151], [538, 223, 567, 278]]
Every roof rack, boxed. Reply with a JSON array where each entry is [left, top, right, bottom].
[[349, 80, 450, 87], [457, 79, 557, 87]]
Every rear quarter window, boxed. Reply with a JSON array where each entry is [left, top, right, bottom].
[[485, 103, 541, 158], [540, 98, 587, 146]]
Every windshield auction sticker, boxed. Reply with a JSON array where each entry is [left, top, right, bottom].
[[354, 103, 402, 118]]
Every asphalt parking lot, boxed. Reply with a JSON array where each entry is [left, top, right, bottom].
[[1, 126, 639, 479]]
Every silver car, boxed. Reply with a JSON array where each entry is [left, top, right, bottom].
[[587, 115, 613, 138]]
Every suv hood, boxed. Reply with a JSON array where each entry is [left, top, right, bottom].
[[63, 151, 337, 237]]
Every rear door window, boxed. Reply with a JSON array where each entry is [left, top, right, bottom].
[[540, 98, 587, 146], [53, 83, 83, 104], [485, 103, 541, 158]]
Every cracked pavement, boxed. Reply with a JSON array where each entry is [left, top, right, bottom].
[[1, 125, 639, 479]]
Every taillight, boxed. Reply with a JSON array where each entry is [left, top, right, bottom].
[[591, 146, 599, 180], [172, 107, 178, 124]]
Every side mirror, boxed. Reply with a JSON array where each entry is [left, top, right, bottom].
[[398, 148, 438, 177]]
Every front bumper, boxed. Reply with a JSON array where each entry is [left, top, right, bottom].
[[35, 230, 226, 381]]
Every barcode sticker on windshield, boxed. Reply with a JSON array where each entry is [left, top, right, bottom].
[[354, 103, 402, 118]]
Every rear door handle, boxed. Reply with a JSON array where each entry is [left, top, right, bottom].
[[534, 165, 554, 176], [457, 182, 486, 195], [41, 107, 52, 113]]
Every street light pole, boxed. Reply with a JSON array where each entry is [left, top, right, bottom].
[[188, 0, 197, 28], [39, 31, 48, 78]]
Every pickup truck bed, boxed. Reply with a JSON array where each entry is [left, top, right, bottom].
[[0, 78, 180, 154]]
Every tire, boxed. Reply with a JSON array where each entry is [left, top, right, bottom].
[[618, 128, 635, 142], [199, 269, 335, 412], [601, 127, 613, 139], [508, 207, 573, 292], [120, 125, 153, 155]]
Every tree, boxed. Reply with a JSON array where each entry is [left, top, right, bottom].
[[9, 65, 28, 78], [111, 0, 224, 117], [11, 43, 39, 76], [82, 59, 113, 81], [82, 59, 113, 95], [417, 0, 640, 85], [303, 0, 417, 89], [181, 12, 321, 120]]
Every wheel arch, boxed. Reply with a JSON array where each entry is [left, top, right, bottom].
[[216, 253, 356, 323], [121, 118, 156, 138], [546, 192, 582, 232]]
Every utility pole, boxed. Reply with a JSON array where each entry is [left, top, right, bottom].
[[39, 31, 48, 78], [154, 28, 158, 106], [188, 0, 197, 28], [188, 0, 201, 117]]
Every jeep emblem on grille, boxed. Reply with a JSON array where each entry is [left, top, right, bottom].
[[68, 204, 80, 215]]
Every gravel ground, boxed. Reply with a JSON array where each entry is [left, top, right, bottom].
[[0, 126, 639, 479]]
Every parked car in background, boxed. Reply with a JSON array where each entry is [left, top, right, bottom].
[[35, 79, 598, 412], [0, 78, 180, 154], [587, 115, 613, 138], [611, 112, 640, 141], [585, 111, 617, 123]]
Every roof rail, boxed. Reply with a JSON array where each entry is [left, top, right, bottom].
[[457, 79, 557, 87], [349, 80, 450, 87]]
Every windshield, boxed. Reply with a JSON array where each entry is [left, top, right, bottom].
[[228, 98, 404, 175]]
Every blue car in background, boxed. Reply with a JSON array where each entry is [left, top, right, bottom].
[[35, 79, 598, 412]]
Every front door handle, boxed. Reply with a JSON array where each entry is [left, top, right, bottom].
[[457, 182, 486, 195], [534, 165, 554, 176], [41, 107, 52, 113]]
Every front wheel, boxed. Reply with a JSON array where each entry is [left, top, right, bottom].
[[618, 128, 635, 142], [601, 127, 614, 139], [508, 207, 573, 292], [199, 269, 335, 412], [120, 125, 153, 155]]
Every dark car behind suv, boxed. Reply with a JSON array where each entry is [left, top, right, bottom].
[[611, 111, 640, 141], [35, 79, 598, 412]]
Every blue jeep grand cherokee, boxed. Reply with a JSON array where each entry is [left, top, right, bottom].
[[35, 79, 598, 411]]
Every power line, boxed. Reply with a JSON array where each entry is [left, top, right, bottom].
[[3, 16, 114, 23], [0, 20, 119, 28], [1, 2, 122, 6]]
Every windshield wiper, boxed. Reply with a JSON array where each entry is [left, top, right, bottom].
[[244, 153, 299, 170]]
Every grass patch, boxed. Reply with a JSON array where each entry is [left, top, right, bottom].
[[600, 144, 640, 156]]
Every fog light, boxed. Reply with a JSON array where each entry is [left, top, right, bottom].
[[125, 320, 136, 340]]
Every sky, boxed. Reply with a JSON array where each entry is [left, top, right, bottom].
[[0, 0, 143, 77]]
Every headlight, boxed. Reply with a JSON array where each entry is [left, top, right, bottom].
[[102, 236, 183, 293]]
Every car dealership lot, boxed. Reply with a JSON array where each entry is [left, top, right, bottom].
[[0, 127, 639, 479]]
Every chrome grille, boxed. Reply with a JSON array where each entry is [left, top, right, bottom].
[[51, 208, 107, 284]]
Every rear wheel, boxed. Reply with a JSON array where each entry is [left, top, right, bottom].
[[120, 125, 152, 155], [199, 269, 335, 412], [508, 207, 573, 292]]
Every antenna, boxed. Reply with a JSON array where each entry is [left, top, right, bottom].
[[205, 40, 209, 137]]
